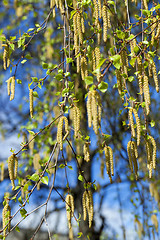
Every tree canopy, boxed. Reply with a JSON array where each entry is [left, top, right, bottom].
[[0, 0, 160, 239]]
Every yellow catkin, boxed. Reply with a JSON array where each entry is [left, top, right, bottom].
[[73, 105, 81, 138], [2, 203, 11, 237], [8, 154, 18, 190], [151, 215, 158, 232], [10, 76, 15, 101], [28, 133, 34, 154], [143, 74, 150, 115], [81, 56, 88, 80], [50, 0, 55, 18], [100, 159, 104, 178], [131, 141, 138, 179], [7, 77, 12, 96], [102, 4, 108, 42], [130, 38, 136, 61], [82, 190, 93, 228], [77, 12, 83, 44], [104, 146, 112, 182], [152, 61, 159, 93], [65, 194, 74, 229], [98, 0, 102, 18], [149, 136, 156, 169], [57, 116, 69, 150], [145, 138, 153, 178], [127, 141, 133, 173], [2, 44, 10, 70], [0, 163, 4, 182], [108, 146, 114, 176], [120, 50, 128, 77], [93, 0, 99, 25], [92, 50, 96, 71], [155, 21, 160, 39], [81, 16, 85, 33], [33, 153, 41, 172], [82, 191, 87, 221], [29, 88, 33, 118], [87, 91, 92, 128], [128, 108, 135, 138], [92, 90, 98, 134], [132, 108, 141, 146], [97, 20, 101, 45], [87, 190, 93, 228], [137, 56, 143, 95], [143, 0, 148, 10], [95, 47, 101, 82], [83, 142, 90, 162], [151, 18, 156, 46], [87, 90, 101, 134]]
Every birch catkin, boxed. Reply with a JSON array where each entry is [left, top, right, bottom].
[[29, 88, 33, 118], [82, 190, 93, 228], [57, 116, 69, 150], [143, 74, 150, 115], [8, 154, 18, 190], [0, 162, 4, 182], [2, 203, 11, 237], [83, 142, 90, 162], [132, 108, 141, 146], [10, 76, 15, 101], [104, 145, 114, 182], [65, 194, 74, 229], [2, 43, 10, 70], [128, 108, 135, 138], [102, 4, 108, 42], [73, 105, 81, 138]]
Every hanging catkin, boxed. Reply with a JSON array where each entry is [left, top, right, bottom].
[[2, 203, 11, 237], [2, 43, 10, 70], [10, 76, 15, 101], [33, 153, 41, 172], [143, 74, 150, 115], [73, 105, 81, 138], [137, 56, 143, 95], [29, 88, 33, 118], [102, 4, 108, 42], [7, 77, 12, 96], [104, 145, 113, 182], [82, 190, 93, 228], [57, 116, 69, 150], [93, 0, 99, 25], [83, 142, 90, 162], [8, 154, 18, 190], [77, 12, 83, 44], [50, 0, 55, 18], [87, 90, 101, 134], [95, 47, 101, 82], [152, 61, 159, 93], [0, 162, 4, 182], [65, 194, 74, 229]]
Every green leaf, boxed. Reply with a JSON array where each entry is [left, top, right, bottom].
[[41, 176, 49, 185], [103, 134, 111, 140], [21, 59, 27, 64], [150, 120, 155, 127], [116, 30, 126, 39], [59, 164, 65, 169], [70, 10, 77, 19], [98, 81, 108, 93], [29, 173, 39, 182], [20, 208, 27, 218], [78, 174, 84, 182], [130, 58, 136, 67], [55, 73, 63, 81], [33, 91, 39, 98], [42, 62, 48, 69], [107, 1, 115, 6], [68, 165, 73, 170], [25, 53, 32, 59], [77, 232, 83, 238], [16, 79, 22, 84], [18, 196, 23, 205], [97, 58, 106, 68], [84, 76, 93, 85], [66, 58, 73, 63], [128, 76, 134, 82], [109, 54, 121, 69]]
